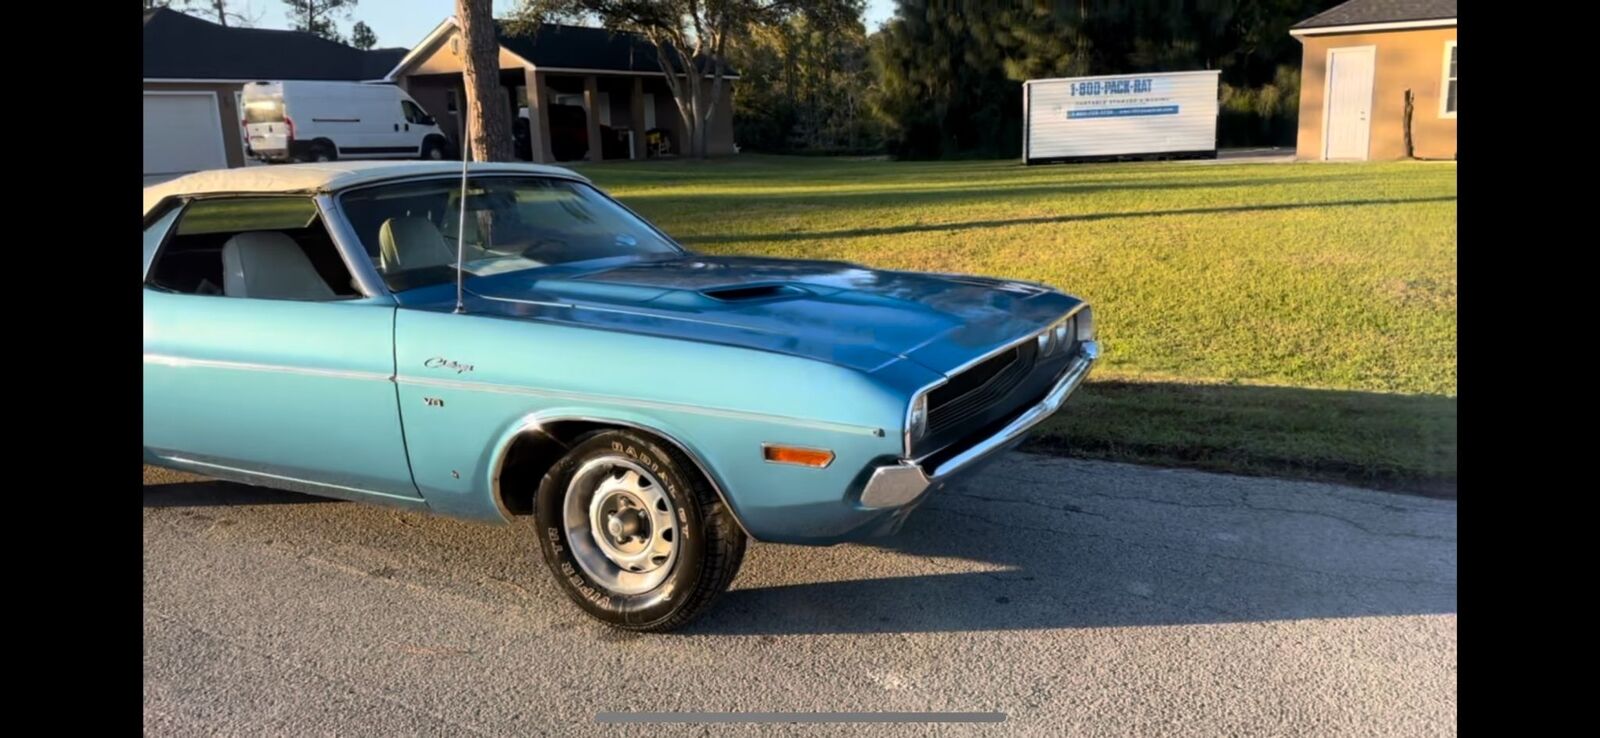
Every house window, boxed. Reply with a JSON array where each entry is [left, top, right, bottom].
[[1440, 41, 1457, 118]]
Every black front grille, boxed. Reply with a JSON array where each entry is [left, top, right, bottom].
[[926, 340, 1036, 436]]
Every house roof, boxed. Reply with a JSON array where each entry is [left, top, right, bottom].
[[497, 22, 731, 75], [384, 18, 737, 80], [142, 161, 587, 217], [1291, 0, 1456, 31], [142, 8, 406, 81], [363, 48, 411, 79]]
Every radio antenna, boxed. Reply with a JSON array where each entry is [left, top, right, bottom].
[[453, 101, 471, 314]]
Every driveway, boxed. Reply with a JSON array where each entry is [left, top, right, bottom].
[[144, 454, 1456, 736]]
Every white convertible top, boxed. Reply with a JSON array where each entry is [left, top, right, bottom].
[[142, 161, 588, 216]]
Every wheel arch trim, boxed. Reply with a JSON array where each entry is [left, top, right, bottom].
[[486, 411, 757, 540]]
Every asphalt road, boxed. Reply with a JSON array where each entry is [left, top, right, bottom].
[[144, 454, 1456, 736]]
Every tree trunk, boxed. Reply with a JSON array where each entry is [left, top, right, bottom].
[[699, 56, 727, 159], [678, 75, 704, 159], [456, 0, 512, 162], [646, 29, 734, 160], [691, 78, 708, 158], [1402, 89, 1415, 159], [647, 36, 700, 159]]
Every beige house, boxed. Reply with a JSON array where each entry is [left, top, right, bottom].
[[1291, 0, 1456, 160], [385, 19, 737, 163]]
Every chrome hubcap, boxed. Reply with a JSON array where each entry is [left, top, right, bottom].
[[564, 457, 679, 594]]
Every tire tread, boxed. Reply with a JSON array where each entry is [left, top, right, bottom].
[[538, 429, 747, 633], [618, 433, 746, 632]]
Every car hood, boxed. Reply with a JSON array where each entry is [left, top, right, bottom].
[[415, 255, 1083, 375]]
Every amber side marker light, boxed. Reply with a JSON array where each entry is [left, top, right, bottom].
[[762, 445, 835, 468]]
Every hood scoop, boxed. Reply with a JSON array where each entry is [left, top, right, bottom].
[[700, 283, 805, 302]]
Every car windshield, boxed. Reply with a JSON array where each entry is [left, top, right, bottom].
[[338, 176, 682, 292]]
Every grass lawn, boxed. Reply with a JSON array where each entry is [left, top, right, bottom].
[[577, 154, 1458, 494]]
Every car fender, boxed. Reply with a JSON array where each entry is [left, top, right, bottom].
[[481, 406, 753, 536]]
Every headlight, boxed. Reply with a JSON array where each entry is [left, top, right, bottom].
[[907, 393, 929, 441], [1039, 316, 1075, 357]]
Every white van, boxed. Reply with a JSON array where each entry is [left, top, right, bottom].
[[242, 81, 450, 163]]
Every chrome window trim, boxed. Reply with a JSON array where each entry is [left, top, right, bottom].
[[315, 192, 395, 299], [329, 169, 595, 196], [142, 203, 186, 282]]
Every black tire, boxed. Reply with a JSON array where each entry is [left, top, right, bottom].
[[533, 429, 746, 632], [421, 137, 447, 161], [301, 141, 336, 163]]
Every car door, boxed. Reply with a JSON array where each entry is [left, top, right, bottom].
[[400, 99, 434, 155], [142, 195, 421, 501]]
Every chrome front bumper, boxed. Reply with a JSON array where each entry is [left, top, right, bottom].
[[860, 340, 1099, 508]]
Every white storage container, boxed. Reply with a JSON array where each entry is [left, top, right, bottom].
[[1023, 70, 1221, 164]]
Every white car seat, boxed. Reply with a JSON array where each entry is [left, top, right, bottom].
[[379, 216, 456, 272], [220, 232, 336, 301]]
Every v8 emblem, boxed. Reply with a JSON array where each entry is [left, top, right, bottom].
[[423, 397, 445, 408]]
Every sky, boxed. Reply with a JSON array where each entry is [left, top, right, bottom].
[[227, 0, 898, 51]]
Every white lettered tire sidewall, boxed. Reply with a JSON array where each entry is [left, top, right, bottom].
[[532, 429, 734, 630]]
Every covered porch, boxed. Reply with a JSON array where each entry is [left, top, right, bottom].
[[402, 68, 687, 163], [383, 19, 736, 163]]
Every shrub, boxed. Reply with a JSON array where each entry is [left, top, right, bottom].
[[1217, 66, 1301, 147]]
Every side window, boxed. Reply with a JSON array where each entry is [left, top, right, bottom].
[[145, 197, 360, 301], [1440, 42, 1457, 118], [402, 100, 431, 125]]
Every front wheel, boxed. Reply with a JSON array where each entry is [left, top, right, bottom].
[[533, 429, 746, 631], [421, 137, 446, 160]]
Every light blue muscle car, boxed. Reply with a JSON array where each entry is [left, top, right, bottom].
[[142, 161, 1098, 631]]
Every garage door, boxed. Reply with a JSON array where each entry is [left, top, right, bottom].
[[144, 92, 228, 176]]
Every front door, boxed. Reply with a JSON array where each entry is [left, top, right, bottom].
[[1324, 46, 1375, 160]]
